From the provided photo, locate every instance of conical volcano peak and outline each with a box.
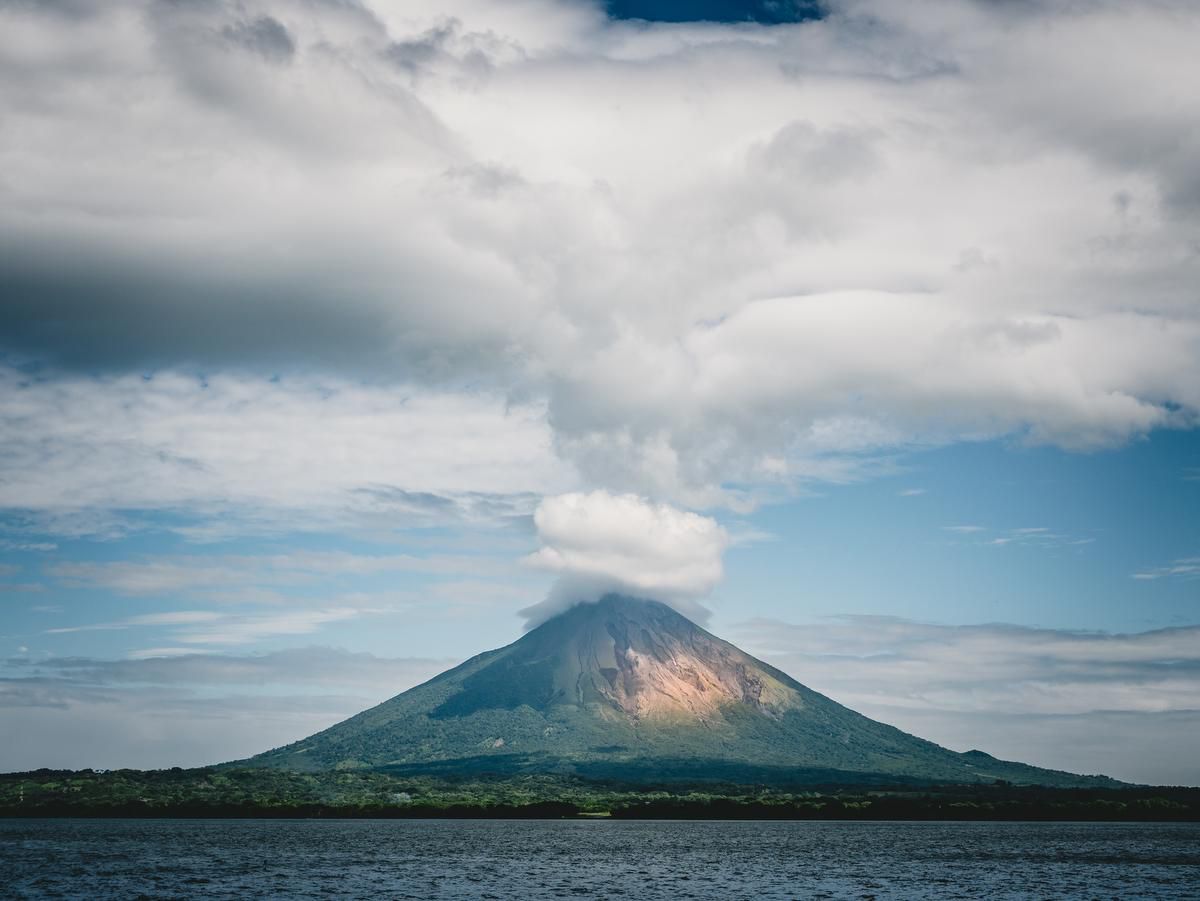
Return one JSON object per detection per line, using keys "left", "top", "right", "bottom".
{"left": 523, "top": 592, "right": 680, "bottom": 628}
{"left": 521, "top": 593, "right": 703, "bottom": 645}
{"left": 513, "top": 594, "right": 799, "bottom": 720}
{"left": 241, "top": 594, "right": 1119, "bottom": 789}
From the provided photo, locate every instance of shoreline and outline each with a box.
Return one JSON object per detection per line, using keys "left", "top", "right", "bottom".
{"left": 3, "top": 807, "right": 1198, "bottom": 822}
{"left": 5, "top": 768, "right": 1197, "bottom": 822}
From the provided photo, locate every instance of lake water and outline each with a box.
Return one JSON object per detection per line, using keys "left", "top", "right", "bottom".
{"left": 2, "top": 818, "right": 1198, "bottom": 899}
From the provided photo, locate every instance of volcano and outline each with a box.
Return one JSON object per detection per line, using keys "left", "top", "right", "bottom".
{"left": 241, "top": 595, "right": 1116, "bottom": 787}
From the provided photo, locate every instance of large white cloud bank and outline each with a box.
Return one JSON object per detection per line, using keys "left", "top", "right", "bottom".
{"left": 2, "top": 0, "right": 1199, "bottom": 516}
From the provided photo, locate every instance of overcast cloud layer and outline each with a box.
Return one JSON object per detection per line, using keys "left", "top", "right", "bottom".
{"left": 2, "top": 0, "right": 1199, "bottom": 514}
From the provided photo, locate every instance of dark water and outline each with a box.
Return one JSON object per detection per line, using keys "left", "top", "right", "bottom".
{"left": 2, "top": 819, "right": 1198, "bottom": 899}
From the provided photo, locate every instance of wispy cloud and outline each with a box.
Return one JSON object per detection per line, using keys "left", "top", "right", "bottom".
{"left": 125, "top": 648, "right": 206, "bottom": 660}
{"left": 0, "top": 539, "right": 57, "bottom": 552}
{"left": 943, "top": 525, "right": 1094, "bottom": 550}
{"left": 0, "top": 368, "right": 574, "bottom": 540}
{"left": 0, "top": 583, "right": 43, "bottom": 594}
{"left": 735, "top": 616, "right": 1200, "bottom": 717}
{"left": 898, "top": 488, "right": 926, "bottom": 497}
{"left": 47, "top": 611, "right": 224, "bottom": 633}
{"left": 0, "top": 683, "right": 384, "bottom": 770}
{"left": 48, "top": 549, "right": 530, "bottom": 600}
{"left": 46, "top": 608, "right": 360, "bottom": 646}
{"left": 9, "top": 646, "right": 453, "bottom": 688}
{"left": 732, "top": 616, "right": 1200, "bottom": 784}
{"left": 0, "top": 647, "right": 456, "bottom": 769}
{"left": 1133, "top": 556, "right": 1200, "bottom": 581}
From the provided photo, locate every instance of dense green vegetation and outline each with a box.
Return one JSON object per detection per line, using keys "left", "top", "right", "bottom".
{"left": 1, "top": 768, "right": 1196, "bottom": 821}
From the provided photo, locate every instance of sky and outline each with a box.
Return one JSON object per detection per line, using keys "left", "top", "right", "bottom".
{"left": 0, "top": 0, "right": 1197, "bottom": 785}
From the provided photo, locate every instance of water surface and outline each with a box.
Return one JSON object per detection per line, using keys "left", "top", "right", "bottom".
{"left": 2, "top": 818, "right": 1197, "bottom": 899}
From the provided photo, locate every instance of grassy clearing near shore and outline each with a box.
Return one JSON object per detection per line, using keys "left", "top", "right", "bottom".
{"left": 1, "top": 768, "right": 1197, "bottom": 821}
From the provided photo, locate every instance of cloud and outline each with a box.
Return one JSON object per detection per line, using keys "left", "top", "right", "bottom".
{"left": 220, "top": 15, "right": 295, "bottom": 64}
{"left": 0, "top": 563, "right": 41, "bottom": 593}
{"left": 49, "top": 550, "right": 523, "bottom": 597}
{"left": 38, "top": 547, "right": 547, "bottom": 624}
{"left": 0, "top": 646, "right": 453, "bottom": 769}
{"left": 732, "top": 616, "right": 1200, "bottom": 784}
{"left": 0, "top": 685, "right": 380, "bottom": 770}
{"left": 0, "top": 367, "right": 574, "bottom": 536}
{"left": 0, "top": 0, "right": 1198, "bottom": 514}
{"left": 0, "top": 540, "right": 57, "bottom": 552}
{"left": 1133, "top": 555, "right": 1200, "bottom": 581}
{"left": 0, "top": 583, "right": 42, "bottom": 594}
{"left": 520, "top": 490, "right": 728, "bottom": 624}
{"left": 45, "top": 608, "right": 361, "bottom": 646}
{"left": 9, "top": 645, "right": 451, "bottom": 688}
{"left": 872, "top": 708, "right": 1200, "bottom": 789}
{"left": 982, "top": 527, "right": 1095, "bottom": 550}
{"left": 941, "top": 523, "right": 1094, "bottom": 550}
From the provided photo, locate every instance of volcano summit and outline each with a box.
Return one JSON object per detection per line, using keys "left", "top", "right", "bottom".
{"left": 241, "top": 596, "right": 1116, "bottom": 788}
